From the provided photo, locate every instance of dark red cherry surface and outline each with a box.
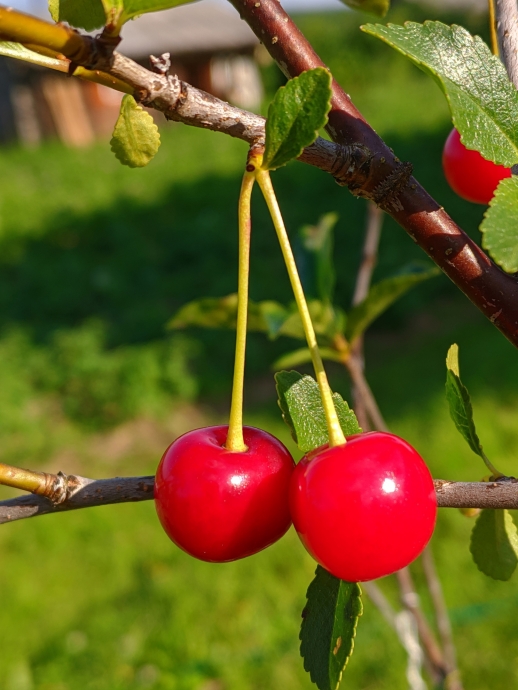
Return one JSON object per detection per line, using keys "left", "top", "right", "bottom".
{"left": 290, "top": 431, "right": 437, "bottom": 582}
{"left": 155, "top": 425, "right": 295, "bottom": 562}
{"left": 442, "top": 128, "right": 511, "bottom": 205}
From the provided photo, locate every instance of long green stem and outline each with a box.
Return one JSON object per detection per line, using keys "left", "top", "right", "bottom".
{"left": 256, "top": 170, "right": 346, "bottom": 448}
{"left": 225, "top": 169, "right": 255, "bottom": 452}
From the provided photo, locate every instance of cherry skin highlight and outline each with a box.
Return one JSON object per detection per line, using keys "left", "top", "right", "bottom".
{"left": 290, "top": 431, "right": 437, "bottom": 582}
{"left": 155, "top": 425, "right": 295, "bottom": 562}
{"left": 442, "top": 128, "right": 511, "bottom": 205}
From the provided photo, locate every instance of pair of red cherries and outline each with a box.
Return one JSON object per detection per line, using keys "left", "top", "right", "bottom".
{"left": 154, "top": 425, "right": 437, "bottom": 583}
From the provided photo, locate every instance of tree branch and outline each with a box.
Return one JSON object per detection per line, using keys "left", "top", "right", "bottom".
{"left": 495, "top": 0, "right": 518, "bottom": 88}
{"left": 1, "top": 476, "right": 518, "bottom": 525}
{"left": 226, "top": 0, "right": 518, "bottom": 350}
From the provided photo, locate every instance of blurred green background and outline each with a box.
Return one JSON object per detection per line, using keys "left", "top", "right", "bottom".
{"left": 1, "top": 2, "right": 518, "bottom": 688}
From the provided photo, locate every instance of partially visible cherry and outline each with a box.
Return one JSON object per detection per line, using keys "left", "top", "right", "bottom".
{"left": 442, "top": 128, "right": 511, "bottom": 205}
{"left": 155, "top": 425, "right": 295, "bottom": 562}
{"left": 290, "top": 431, "right": 437, "bottom": 582}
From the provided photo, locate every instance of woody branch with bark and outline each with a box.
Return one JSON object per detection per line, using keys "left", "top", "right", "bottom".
{"left": 0, "top": 3, "right": 518, "bottom": 517}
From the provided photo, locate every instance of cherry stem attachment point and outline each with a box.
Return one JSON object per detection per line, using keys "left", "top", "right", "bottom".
{"left": 256, "top": 169, "right": 346, "bottom": 448}
{"left": 225, "top": 166, "right": 256, "bottom": 452}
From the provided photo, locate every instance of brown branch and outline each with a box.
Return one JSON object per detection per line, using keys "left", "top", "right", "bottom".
{"left": 227, "top": 0, "right": 518, "bottom": 349}
{"left": 5, "top": 7, "right": 518, "bottom": 347}
{"left": 0, "top": 475, "right": 155, "bottom": 524}
{"left": 495, "top": 0, "right": 518, "bottom": 88}
{"left": 1, "top": 476, "right": 518, "bottom": 525}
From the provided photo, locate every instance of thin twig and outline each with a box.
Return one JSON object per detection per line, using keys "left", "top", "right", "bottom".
{"left": 495, "top": 0, "right": 518, "bottom": 88}
{"left": 352, "top": 203, "right": 384, "bottom": 307}
{"left": 347, "top": 202, "right": 384, "bottom": 430}
{"left": 396, "top": 567, "right": 447, "bottom": 686}
{"left": 421, "top": 545, "right": 463, "bottom": 690}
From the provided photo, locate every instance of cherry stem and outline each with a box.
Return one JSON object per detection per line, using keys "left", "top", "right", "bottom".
{"left": 225, "top": 167, "right": 256, "bottom": 452}
{"left": 256, "top": 169, "right": 346, "bottom": 448}
{"left": 489, "top": 0, "right": 499, "bottom": 57}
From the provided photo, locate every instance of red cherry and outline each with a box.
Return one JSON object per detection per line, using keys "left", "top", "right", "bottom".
{"left": 155, "top": 425, "right": 295, "bottom": 562}
{"left": 442, "top": 128, "right": 511, "bottom": 204}
{"left": 290, "top": 432, "right": 437, "bottom": 582}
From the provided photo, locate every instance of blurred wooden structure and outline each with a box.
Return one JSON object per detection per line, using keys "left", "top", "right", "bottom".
{"left": 0, "top": 0, "right": 263, "bottom": 147}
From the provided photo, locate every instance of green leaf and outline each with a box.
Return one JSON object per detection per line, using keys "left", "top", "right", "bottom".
{"left": 0, "top": 42, "right": 66, "bottom": 70}
{"left": 275, "top": 371, "right": 361, "bottom": 453}
{"left": 168, "top": 295, "right": 292, "bottom": 339}
{"left": 110, "top": 95, "right": 160, "bottom": 168}
{"left": 278, "top": 301, "right": 345, "bottom": 342}
{"left": 345, "top": 263, "right": 439, "bottom": 344}
{"left": 49, "top": 0, "right": 106, "bottom": 31}
{"left": 273, "top": 347, "right": 343, "bottom": 371}
{"left": 340, "top": 0, "right": 389, "bottom": 18}
{"left": 299, "top": 212, "right": 338, "bottom": 306}
{"left": 115, "top": 0, "right": 198, "bottom": 25}
{"left": 470, "top": 509, "right": 518, "bottom": 581}
{"left": 300, "top": 566, "right": 363, "bottom": 690}
{"left": 445, "top": 344, "right": 485, "bottom": 459}
{"left": 480, "top": 176, "right": 518, "bottom": 273}
{"left": 262, "top": 68, "right": 332, "bottom": 171}
{"left": 361, "top": 21, "right": 518, "bottom": 167}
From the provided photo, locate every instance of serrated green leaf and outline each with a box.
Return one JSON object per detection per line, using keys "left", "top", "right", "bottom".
{"left": 361, "top": 21, "right": 518, "bottom": 167}
{"left": 470, "top": 509, "right": 518, "bottom": 581}
{"left": 275, "top": 371, "right": 361, "bottom": 452}
{"left": 445, "top": 344, "right": 485, "bottom": 459}
{"left": 0, "top": 42, "right": 65, "bottom": 70}
{"left": 49, "top": 0, "right": 106, "bottom": 31}
{"left": 300, "top": 566, "right": 363, "bottom": 690}
{"left": 110, "top": 95, "right": 160, "bottom": 168}
{"left": 299, "top": 212, "right": 338, "bottom": 306}
{"left": 263, "top": 68, "right": 332, "bottom": 171}
{"left": 480, "top": 176, "right": 518, "bottom": 273}
{"left": 273, "top": 347, "right": 343, "bottom": 371}
{"left": 340, "top": 0, "right": 388, "bottom": 17}
{"left": 345, "top": 263, "right": 439, "bottom": 344}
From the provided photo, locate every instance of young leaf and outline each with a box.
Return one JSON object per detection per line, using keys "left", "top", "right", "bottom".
{"left": 300, "top": 566, "right": 363, "bottom": 690}
{"left": 0, "top": 42, "right": 65, "bottom": 70}
{"left": 110, "top": 95, "right": 161, "bottom": 168}
{"left": 361, "top": 21, "right": 518, "bottom": 167}
{"left": 480, "top": 176, "right": 518, "bottom": 273}
{"left": 445, "top": 344, "right": 485, "bottom": 459}
{"left": 278, "top": 301, "right": 345, "bottom": 342}
{"left": 262, "top": 68, "right": 332, "bottom": 171}
{"left": 345, "top": 263, "right": 439, "bottom": 344}
{"left": 299, "top": 212, "right": 338, "bottom": 306}
{"left": 340, "top": 0, "right": 389, "bottom": 18}
{"left": 275, "top": 371, "right": 361, "bottom": 452}
{"left": 49, "top": 0, "right": 106, "bottom": 31}
{"left": 101, "top": 0, "right": 197, "bottom": 28}
{"left": 470, "top": 509, "right": 518, "bottom": 581}
{"left": 168, "top": 294, "right": 292, "bottom": 339}
{"left": 273, "top": 347, "right": 343, "bottom": 371}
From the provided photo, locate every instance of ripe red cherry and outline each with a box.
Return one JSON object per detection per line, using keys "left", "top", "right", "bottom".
{"left": 290, "top": 432, "right": 437, "bottom": 582}
{"left": 155, "top": 425, "right": 295, "bottom": 562}
{"left": 442, "top": 128, "right": 511, "bottom": 204}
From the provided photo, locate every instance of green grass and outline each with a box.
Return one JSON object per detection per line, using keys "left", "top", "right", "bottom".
{"left": 1, "top": 2, "right": 518, "bottom": 688}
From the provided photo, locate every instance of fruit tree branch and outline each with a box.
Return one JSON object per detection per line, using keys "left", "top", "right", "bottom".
{"left": 1, "top": 476, "right": 518, "bottom": 525}
{"left": 495, "top": 0, "right": 518, "bottom": 88}
{"left": 227, "top": 0, "right": 518, "bottom": 349}
{"left": 2, "top": 7, "right": 518, "bottom": 344}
